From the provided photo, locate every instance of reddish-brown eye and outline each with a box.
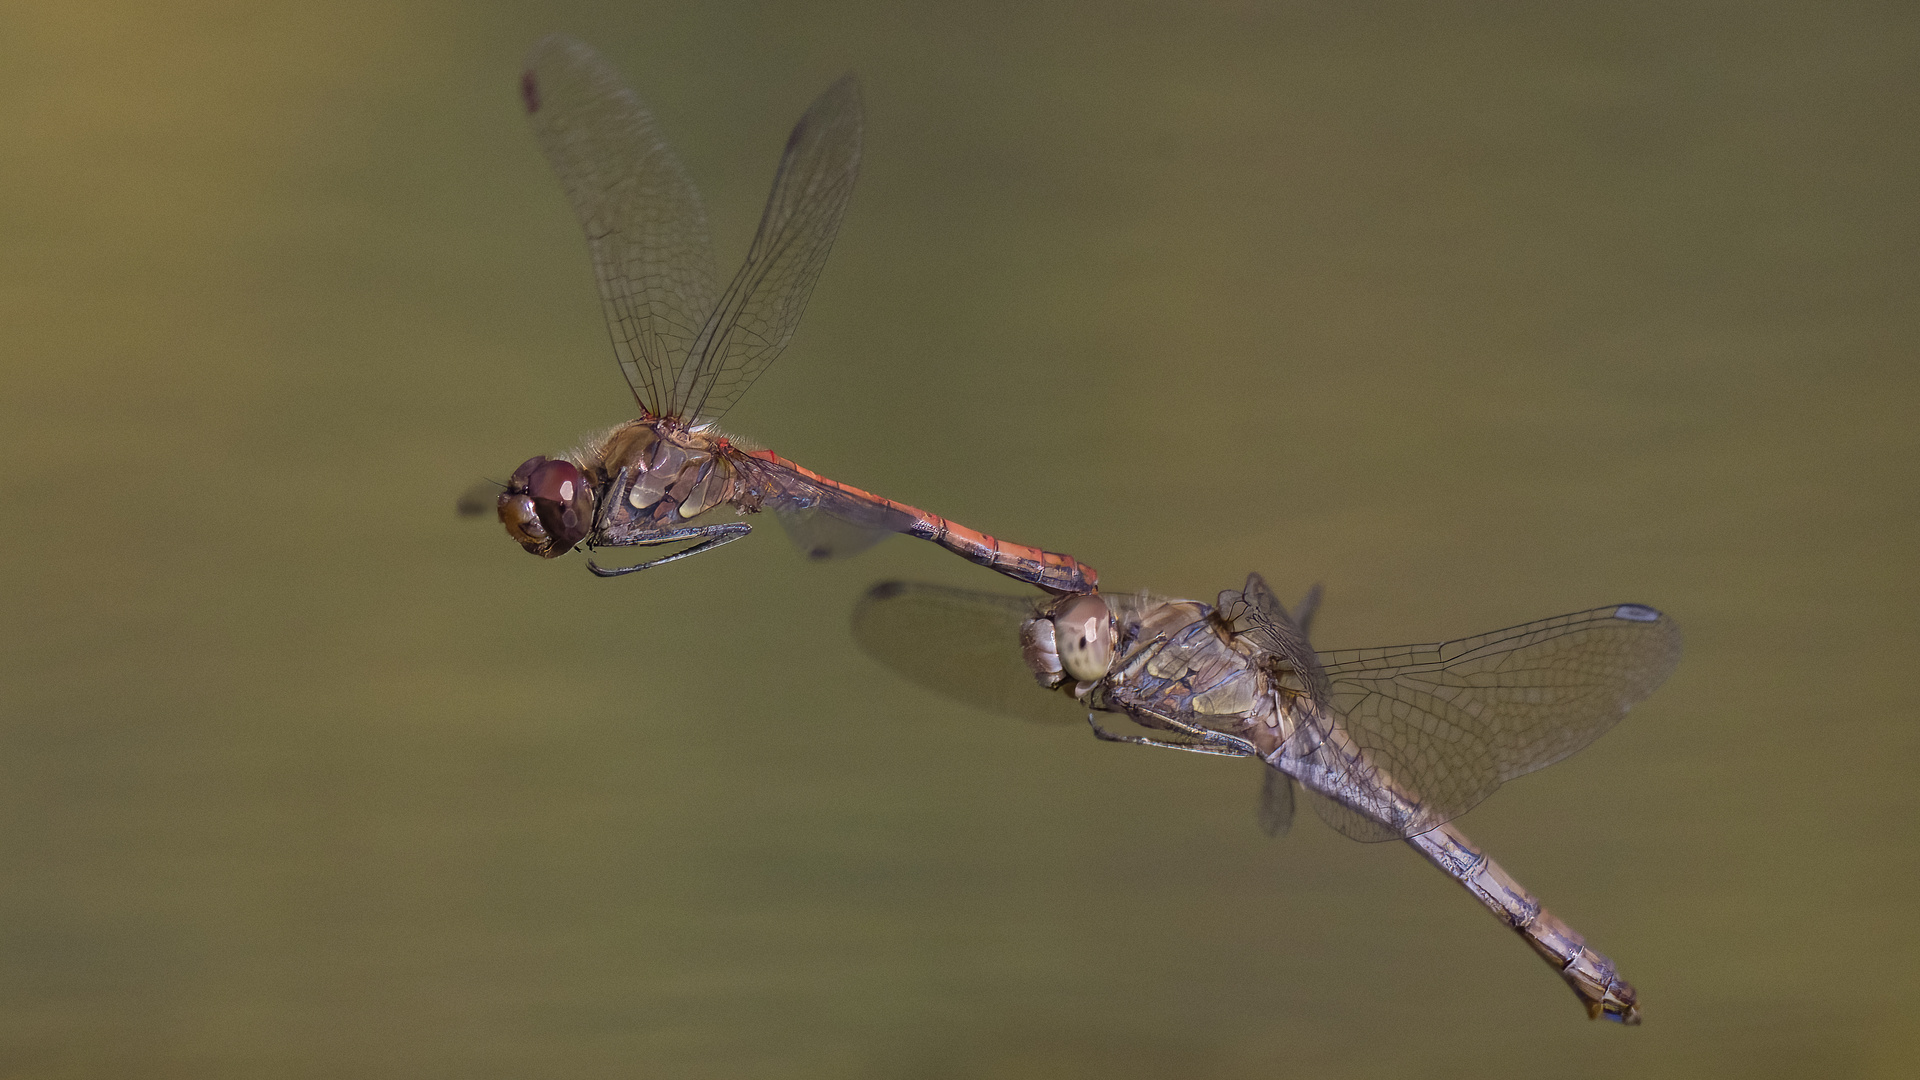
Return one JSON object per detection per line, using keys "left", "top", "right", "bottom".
{"left": 527, "top": 459, "right": 583, "bottom": 506}
{"left": 500, "top": 456, "right": 595, "bottom": 557}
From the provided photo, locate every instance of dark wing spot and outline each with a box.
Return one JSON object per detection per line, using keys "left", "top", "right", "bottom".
{"left": 520, "top": 70, "right": 541, "bottom": 114}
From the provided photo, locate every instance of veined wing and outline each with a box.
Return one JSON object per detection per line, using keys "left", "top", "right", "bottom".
{"left": 1220, "top": 573, "right": 1331, "bottom": 708}
{"left": 1223, "top": 574, "right": 1374, "bottom": 838}
{"left": 850, "top": 581, "right": 1077, "bottom": 726}
{"left": 733, "top": 452, "right": 915, "bottom": 560}
{"left": 523, "top": 36, "right": 720, "bottom": 417}
{"left": 673, "top": 76, "right": 863, "bottom": 425}
{"left": 1257, "top": 767, "right": 1296, "bottom": 838}
{"left": 775, "top": 506, "right": 896, "bottom": 561}
{"left": 1233, "top": 576, "right": 1323, "bottom": 839}
{"left": 1291, "top": 582, "right": 1323, "bottom": 638}
{"left": 1308, "top": 603, "right": 1682, "bottom": 841}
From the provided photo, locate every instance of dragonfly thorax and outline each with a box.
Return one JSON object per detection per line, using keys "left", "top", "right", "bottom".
{"left": 1073, "top": 598, "right": 1285, "bottom": 751}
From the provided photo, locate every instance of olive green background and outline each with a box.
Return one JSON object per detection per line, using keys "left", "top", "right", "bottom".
{"left": 2, "top": 1, "right": 1913, "bottom": 1076}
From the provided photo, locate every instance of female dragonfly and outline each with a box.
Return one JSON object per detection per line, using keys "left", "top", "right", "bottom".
{"left": 853, "top": 577, "right": 1682, "bottom": 1023}
{"left": 495, "top": 37, "right": 1096, "bottom": 595}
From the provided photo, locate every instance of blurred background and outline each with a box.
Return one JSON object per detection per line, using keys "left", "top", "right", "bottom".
{"left": 2, "top": 1, "right": 1914, "bottom": 1076}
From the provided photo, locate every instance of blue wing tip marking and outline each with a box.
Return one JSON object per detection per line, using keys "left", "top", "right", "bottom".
{"left": 1612, "top": 604, "right": 1662, "bottom": 623}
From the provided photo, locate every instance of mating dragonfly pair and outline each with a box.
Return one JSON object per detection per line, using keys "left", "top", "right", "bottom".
{"left": 484, "top": 36, "right": 1680, "bottom": 1024}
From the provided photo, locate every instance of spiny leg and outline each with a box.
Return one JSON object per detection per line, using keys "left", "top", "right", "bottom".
{"left": 1134, "top": 705, "right": 1262, "bottom": 756}
{"left": 1085, "top": 714, "right": 1250, "bottom": 757}
{"left": 586, "top": 523, "right": 752, "bottom": 577}
{"left": 1083, "top": 707, "right": 1259, "bottom": 759}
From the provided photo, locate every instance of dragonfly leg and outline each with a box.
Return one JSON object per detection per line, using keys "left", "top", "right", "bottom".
{"left": 1133, "top": 705, "right": 1263, "bottom": 757}
{"left": 1084, "top": 710, "right": 1257, "bottom": 759}
{"left": 586, "top": 523, "right": 752, "bottom": 577}
{"left": 1085, "top": 713, "right": 1250, "bottom": 757}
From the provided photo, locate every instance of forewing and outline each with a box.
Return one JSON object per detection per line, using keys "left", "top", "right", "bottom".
{"left": 1291, "top": 583, "right": 1323, "bottom": 638}
{"left": 851, "top": 581, "right": 1076, "bottom": 726}
{"left": 674, "top": 76, "right": 863, "bottom": 424}
{"left": 1221, "top": 573, "right": 1331, "bottom": 709}
{"left": 523, "top": 36, "right": 719, "bottom": 416}
{"left": 1224, "top": 575, "right": 1402, "bottom": 841}
{"left": 1314, "top": 604, "right": 1683, "bottom": 837}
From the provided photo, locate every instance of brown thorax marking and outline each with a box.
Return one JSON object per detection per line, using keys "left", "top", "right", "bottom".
{"left": 574, "top": 419, "right": 749, "bottom": 541}
{"left": 1092, "top": 598, "right": 1271, "bottom": 746}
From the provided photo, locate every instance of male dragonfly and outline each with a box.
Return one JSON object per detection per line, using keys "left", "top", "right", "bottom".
{"left": 491, "top": 37, "right": 1095, "bottom": 594}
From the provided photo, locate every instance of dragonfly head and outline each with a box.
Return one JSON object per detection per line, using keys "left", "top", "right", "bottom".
{"left": 1023, "top": 593, "right": 1114, "bottom": 686}
{"left": 499, "top": 456, "right": 596, "bottom": 557}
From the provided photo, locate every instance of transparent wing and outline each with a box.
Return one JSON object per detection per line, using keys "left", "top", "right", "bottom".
{"left": 734, "top": 452, "right": 917, "bottom": 560}
{"left": 1291, "top": 583, "right": 1323, "bottom": 638}
{"left": 1219, "top": 573, "right": 1331, "bottom": 708}
{"left": 1254, "top": 581, "right": 1315, "bottom": 840}
{"left": 776, "top": 508, "right": 894, "bottom": 561}
{"left": 1220, "top": 575, "right": 1390, "bottom": 840}
{"left": 673, "top": 76, "right": 863, "bottom": 425}
{"left": 850, "top": 581, "right": 1077, "bottom": 726}
{"left": 523, "top": 36, "right": 719, "bottom": 416}
{"left": 1257, "top": 769, "right": 1295, "bottom": 838}
{"left": 1307, "top": 604, "right": 1683, "bottom": 841}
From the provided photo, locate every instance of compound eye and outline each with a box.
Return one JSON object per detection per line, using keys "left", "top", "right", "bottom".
{"left": 1020, "top": 615, "right": 1065, "bottom": 687}
{"left": 499, "top": 457, "right": 594, "bottom": 557}
{"left": 1053, "top": 594, "right": 1113, "bottom": 683}
{"left": 527, "top": 459, "right": 584, "bottom": 506}
{"left": 527, "top": 459, "right": 593, "bottom": 554}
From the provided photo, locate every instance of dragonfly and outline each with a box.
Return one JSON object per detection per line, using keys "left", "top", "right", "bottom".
{"left": 493, "top": 36, "right": 1096, "bottom": 595}
{"left": 852, "top": 576, "right": 1682, "bottom": 1023}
